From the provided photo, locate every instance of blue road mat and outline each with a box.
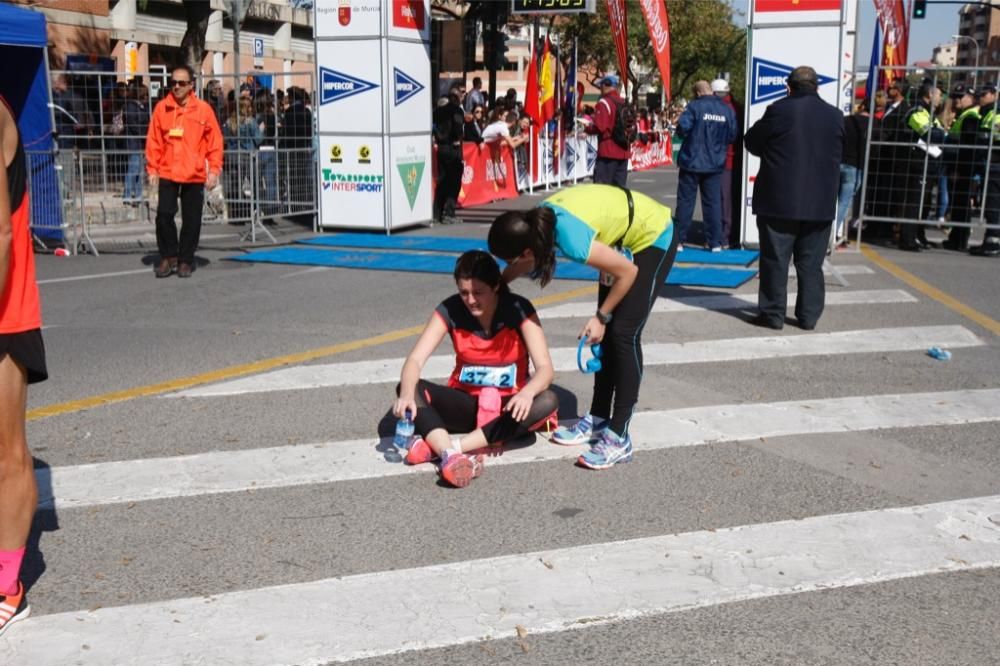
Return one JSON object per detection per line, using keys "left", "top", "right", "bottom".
{"left": 298, "top": 233, "right": 760, "bottom": 267}
{"left": 228, "top": 247, "right": 757, "bottom": 288}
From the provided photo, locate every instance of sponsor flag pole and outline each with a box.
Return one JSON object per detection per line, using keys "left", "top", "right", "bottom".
{"left": 605, "top": 0, "right": 629, "bottom": 98}
{"left": 865, "top": 20, "right": 881, "bottom": 102}
{"left": 639, "top": 0, "right": 671, "bottom": 107}
{"left": 528, "top": 124, "right": 534, "bottom": 194}
{"left": 544, "top": 121, "right": 550, "bottom": 191}
{"left": 572, "top": 37, "right": 579, "bottom": 185}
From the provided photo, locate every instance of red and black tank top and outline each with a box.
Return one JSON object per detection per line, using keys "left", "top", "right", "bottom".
{"left": 0, "top": 95, "right": 42, "bottom": 334}
{"left": 434, "top": 291, "right": 537, "bottom": 397}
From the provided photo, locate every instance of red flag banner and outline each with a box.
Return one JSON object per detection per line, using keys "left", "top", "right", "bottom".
{"left": 524, "top": 39, "right": 541, "bottom": 181}
{"left": 639, "top": 0, "right": 671, "bottom": 103}
{"left": 754, "top": 0, "right": 841, "bottom": 10}
{"left": 605, "top": 0, "right": 629, "bottom": 90}
{"left": 524, "top": 40, "right": 541, "bottom": 126}
{"left": 872, "top": 0, "right": 908, "bottom": 85}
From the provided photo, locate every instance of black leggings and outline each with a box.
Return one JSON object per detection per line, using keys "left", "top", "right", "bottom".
{"left": 397, "top": 380, "right": 559, "bottom": 445}
{"left": 592, "top": 232, "right": 677, "bottom": 437}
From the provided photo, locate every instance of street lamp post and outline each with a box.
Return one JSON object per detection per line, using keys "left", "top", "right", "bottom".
{"left": 953, "top": 34, "right": 980, "bottom": 87}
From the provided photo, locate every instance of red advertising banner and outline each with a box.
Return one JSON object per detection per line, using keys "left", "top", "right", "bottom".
{"left": 639, "top": 0, "right": 671, "bottom": 102}
{"left": 605, "top": 0, "right": 629, "bottom": 86}
{"left": 630, "top": 134, "right": 673, "bottom": 171}
{"left": 755, "top": 0, "right": 841, "bottom": 10}
{"left": 457, "top": 143, "right": 519, "bottom": 208}
{"left": 872, "top": 0, "right": 908, "bottom": 85}
{"left": 392, "top": 0, "right": 425, "bottom": 30}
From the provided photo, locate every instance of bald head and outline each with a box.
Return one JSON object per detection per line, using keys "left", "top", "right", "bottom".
{"left": 693, "top": 80, "right": 712, "bottom": 97}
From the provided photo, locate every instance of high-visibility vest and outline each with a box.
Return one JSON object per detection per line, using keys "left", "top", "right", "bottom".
{"left": 950, "top": 106, "right": 980, "bottom": 139}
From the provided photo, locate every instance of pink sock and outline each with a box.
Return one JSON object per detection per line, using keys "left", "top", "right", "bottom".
{"left": 0, "top": 547, "right": 25, "bottom": 596}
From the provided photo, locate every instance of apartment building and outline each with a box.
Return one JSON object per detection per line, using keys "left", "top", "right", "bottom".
{"left": 14, "top": 0, "right": 314, "bottom": 92}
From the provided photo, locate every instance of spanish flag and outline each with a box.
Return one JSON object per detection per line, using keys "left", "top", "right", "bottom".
{"left": 539, "top": 37, "right": 556, "bottom": 124}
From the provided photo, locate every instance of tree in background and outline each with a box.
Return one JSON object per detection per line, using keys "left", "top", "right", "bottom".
{"left": 180, "top": 0, "right": 213, "bottom": 73}
{"left": 554, "top": 0, "right": 746, "bottom": 105}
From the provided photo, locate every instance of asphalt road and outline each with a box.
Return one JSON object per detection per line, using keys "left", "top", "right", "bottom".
{"left": 5, "top": 165, "right": 1000, "bottom": 665}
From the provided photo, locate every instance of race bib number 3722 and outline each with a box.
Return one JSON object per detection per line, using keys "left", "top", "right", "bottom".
{"left": 458, "top": 363, "right": 516, "bottom": 389}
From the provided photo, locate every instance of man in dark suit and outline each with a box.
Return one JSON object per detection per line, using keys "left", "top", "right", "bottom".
{"left": 744, "top": 66, "right": 844, "bottom": 331}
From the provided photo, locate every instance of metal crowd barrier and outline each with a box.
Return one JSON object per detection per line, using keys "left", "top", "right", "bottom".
{"left": 856, "top": 64, "right": 1000, "bottom": 247}
{"left": 43, "top": 68, "right": 318, "bottom": 254}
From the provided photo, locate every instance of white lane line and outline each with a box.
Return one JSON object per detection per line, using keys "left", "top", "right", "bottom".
{"left": 173, "top": 325, "right": 981, "bottom": 397}
{"left": 37, "top": 268, "right": 150, "bottom": 285}
{"left": 279, "top": 266, "right": 332, "bottom": 279}
{"left": 820, "top": 264, "right": 874, "bottom": 276}
{"left": 40, "top": 388, "right": 1000, "bottom": 509}
{"left": 538, "top": 289, "right": 917, "bottom": 319}
{"left": 9, "top": 496, "right": 1000, "bottom": 664}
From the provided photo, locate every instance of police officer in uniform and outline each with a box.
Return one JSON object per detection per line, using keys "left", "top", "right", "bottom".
{"left": 899, "top": 82, "right": 948, "bottom": 251}
{"left": 432, "top": 84, "right": 466, "bottom": 225}
{"left": 944, "top": 84, "right": 980, "bottom": 251}
{"left": 971, "top": 84, "right": 1000, "bottom": 256}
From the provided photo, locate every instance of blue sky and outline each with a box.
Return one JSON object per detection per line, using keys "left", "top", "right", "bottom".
{"left": 729, "top": 1, "right": 960, "bottom": 70}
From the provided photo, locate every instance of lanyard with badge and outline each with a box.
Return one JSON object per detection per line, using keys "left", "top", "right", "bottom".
{"left": 600, "top": 187, "right": 635, "bottom": 287}
{"left": 168, "top": 105, "right": 185, "bottom": 139}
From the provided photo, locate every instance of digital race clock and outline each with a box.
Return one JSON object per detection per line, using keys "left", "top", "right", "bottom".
{"left": 511, "top": 0, "right": 596, "bottom": 15}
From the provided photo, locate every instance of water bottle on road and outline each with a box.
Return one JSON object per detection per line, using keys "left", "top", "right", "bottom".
{"left": 392, "top": 410, "right": 415, "bottom": 459}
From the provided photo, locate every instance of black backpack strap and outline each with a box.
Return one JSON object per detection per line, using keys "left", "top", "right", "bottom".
{"left": 613, "top": 186, "right": 634, "bottom": 250}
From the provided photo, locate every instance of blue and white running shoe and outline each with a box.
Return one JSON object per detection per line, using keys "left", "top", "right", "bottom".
{"left": 551, "top": 413, "right": 607, "bottom": 446}
{"left": 577, "top": 430, "right": 633, "bottom": 469}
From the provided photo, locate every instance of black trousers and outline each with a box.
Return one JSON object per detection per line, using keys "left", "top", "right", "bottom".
{"left": 983, "top": 168, "right": 1000, "bottom": 244}
{"left": 949, "top": 173, "right": 976, "bottom": 248}
{"left": 434, "top": 145, "right": 463, "bottom": 220}
{"left": 156, "top": 179, "right": 204, "bottom": 264}
{"left": 593, "top": 157, "right": 628, "bottom": 187}
{"left": 593, "top": 233, "right": 677, "bottom": 437}
{"left": 757, "top": 216, "right": 831, "bottom": 328}
{"left": 400, "top": 380, "right": 558, "bottom": 445}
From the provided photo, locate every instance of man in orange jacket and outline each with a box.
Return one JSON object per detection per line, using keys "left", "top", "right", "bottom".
{"left": 146, "top": 64, "right": 223, "bottom": 278}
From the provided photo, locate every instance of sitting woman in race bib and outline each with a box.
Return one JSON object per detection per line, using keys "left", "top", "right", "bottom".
{"left": 488, "top": 183, "right": 677, "bottom": 471}
{"left": 393, "top": 251, "right": 558, "bottom": 488}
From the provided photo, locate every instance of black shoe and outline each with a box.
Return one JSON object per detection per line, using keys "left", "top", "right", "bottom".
{"left": 796, "top": 320, "right": 816, "bottom": 331}
{"left": 749, "top": 313, "right": 784, "bottom": 330}
{"left": 970, "top": 241, "right": 1000, "bottom": 257}
{"left": 899, "top": 243, "right": 922, "bottom": 252}
{"left": 942, "top": 239, "right": 968, "bottom": 251}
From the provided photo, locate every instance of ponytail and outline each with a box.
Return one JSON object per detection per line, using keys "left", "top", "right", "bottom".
{"left": 488, "top": 206, "right": 557, "bottom": 287}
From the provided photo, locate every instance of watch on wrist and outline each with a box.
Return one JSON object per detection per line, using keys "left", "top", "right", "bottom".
{"left": 596, "top": 309, "right": 613, "bottom": 325}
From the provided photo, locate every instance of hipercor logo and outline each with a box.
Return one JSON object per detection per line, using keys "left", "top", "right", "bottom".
{"left": 393, "top": 68, "right": 425, "bottom": 106}
{"left": 750, "top": 57, "right": 834, "bottom": 105}
{"left": 320, "top": 67, "right": 378, "bottom": 105}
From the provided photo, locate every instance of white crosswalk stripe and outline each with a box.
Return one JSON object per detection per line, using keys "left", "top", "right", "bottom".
{"left": 8, "top": 496, "right": 1000, "bottom": 664}
{"left": 172, "top": 325, "right": 981, "bottom": 397}
{"left": 39, "top": 389, "right": 1000, "bottom": 510}
{"left": 537, "top": 288, "right": 917, "bottom": 319}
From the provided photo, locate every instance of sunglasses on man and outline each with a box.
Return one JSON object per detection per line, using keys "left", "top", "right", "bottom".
{"left": 169, "top": 79, "right": 192, "bottom": 88}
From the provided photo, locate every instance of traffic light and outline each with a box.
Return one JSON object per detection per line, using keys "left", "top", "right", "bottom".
{"left": 912, "top": 0, "right": 927, "bottom": 19}
{"left": 493, "top": 33, "right": 511, "bottom": 69}
{"left": 481, "top": 30, "right": 510, "bottom": 70}
{"left": 481, "top": 29, "right": 496, "bottom": 69}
